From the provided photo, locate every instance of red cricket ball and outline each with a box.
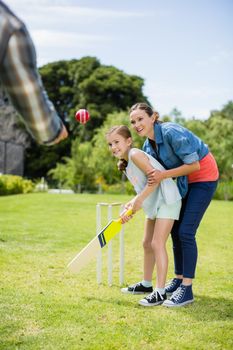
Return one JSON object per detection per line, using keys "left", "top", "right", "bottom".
{"left": 75, "top": 109, "right": 90, "bottom": 124}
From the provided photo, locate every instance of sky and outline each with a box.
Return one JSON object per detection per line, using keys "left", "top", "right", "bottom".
{"left": 5, "top": 0, "right": 233, "bottom": 119}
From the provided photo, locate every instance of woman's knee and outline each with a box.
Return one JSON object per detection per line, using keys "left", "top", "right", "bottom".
{"left": 178, "top": 227, "right": 196, "bottom": 245}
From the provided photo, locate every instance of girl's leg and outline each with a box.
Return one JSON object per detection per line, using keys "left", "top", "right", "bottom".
{"left": 151, "top": 218, "right": 174, "bottom": 288}
{"left": 121, "top": 218, "right": 155, "bottom": 295}
{"left": 143, "top": 218, "right": 156, "bottom": 281}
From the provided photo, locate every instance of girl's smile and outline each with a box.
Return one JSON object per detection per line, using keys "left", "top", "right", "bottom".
{"left": 107, "top": 131, "right": 132, "bottom": 160}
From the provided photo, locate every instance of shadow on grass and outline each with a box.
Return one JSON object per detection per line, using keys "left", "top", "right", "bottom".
{"left": 83, "top": 294, "right": 233, "bottom": 321}
{"left": 185, "top": 294, "right": 233, "bottom": 321}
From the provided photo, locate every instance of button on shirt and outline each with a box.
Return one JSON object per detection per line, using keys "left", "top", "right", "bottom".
{"left": 143, "top": 122, "right": 209, "bottom": 197}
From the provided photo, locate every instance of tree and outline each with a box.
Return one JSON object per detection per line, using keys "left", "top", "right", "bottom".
{"left": 185, "top": 118, "right": 207, "bottom": 140}
{"left": 49, "top": 139, "right": 96, "bottom": 192}
{"left": 24, "top": 57, "right": 149, "bottom": 179}
{"left": 48, "top": 111, "right": 144, "bottom": 191}
{"left": 204, "top": 101, "right": 233, "bottom": 180}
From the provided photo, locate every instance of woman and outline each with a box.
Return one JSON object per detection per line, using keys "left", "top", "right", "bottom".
{"left": 128, "top": 102, "right": 219, "bottom": 307}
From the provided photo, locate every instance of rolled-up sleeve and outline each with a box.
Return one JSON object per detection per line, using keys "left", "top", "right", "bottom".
{"left": 0, "top": 26, "right": 62, "bottom": 145}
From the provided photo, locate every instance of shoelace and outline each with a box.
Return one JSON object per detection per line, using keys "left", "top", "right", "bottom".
{"left": 171, "top": 286, "right": 185, "bottom": 302}
{"left": 132, "top": 282, "right": 142, "bottom": 292}
{"left": 146, "top": 290, "right": 163, "bottom": 302}
{"left": 166, "top": 278, "right": 178, "bottom": 289}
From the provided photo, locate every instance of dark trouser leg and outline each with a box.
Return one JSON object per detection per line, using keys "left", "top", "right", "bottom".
{"left": 171, "top": 197, "right": 186, "bottom": 276}
{"left": 171, "top": 181, "right": 218, "bottom": 278}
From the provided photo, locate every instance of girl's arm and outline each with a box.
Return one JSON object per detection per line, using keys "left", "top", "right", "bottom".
{"left": 124, "top": 149, "right": 159, "bottom": 215}
{"left": 147, "top": 162, "right": 200, "bottom": 185}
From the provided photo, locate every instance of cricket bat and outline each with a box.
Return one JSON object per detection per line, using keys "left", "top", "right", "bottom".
{"left": 67, "top": 208, "right": 133, "bottom": 273}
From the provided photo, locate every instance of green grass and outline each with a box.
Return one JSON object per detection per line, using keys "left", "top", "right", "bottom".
{"left": 0, "top": 193, "right": 232, "bottom": 350}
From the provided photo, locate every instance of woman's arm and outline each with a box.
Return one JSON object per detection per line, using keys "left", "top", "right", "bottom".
{"left": 147, "top": 161, "right": 200, "bottom": 185}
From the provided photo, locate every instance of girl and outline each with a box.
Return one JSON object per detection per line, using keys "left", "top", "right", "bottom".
{"left": 106, "top": 125, "right": 181, "bottom": 307}
{"left": 129, "top": 102, "right": 219, "bottom": 307}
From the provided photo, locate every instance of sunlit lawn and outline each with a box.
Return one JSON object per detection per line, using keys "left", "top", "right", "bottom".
{"left": 0, "top": 193, "right": 232, "bottom": 349}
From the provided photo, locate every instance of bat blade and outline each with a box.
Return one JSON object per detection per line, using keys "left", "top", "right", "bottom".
{"left": 97, "top": 220, "right": 122, "bottom": 247}
{"left": 67, "top": 208, "right": 133, "bottom": 273}
{"left": 67, "top": 236, "right": 100, "bottom": 273}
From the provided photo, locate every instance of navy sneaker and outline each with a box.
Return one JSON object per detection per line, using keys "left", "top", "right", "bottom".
{"left": 165, "top": 278, "right": 182, "bottom": 295}
{"left": 163, "top": 284, "right": 194, "bottom": 307}
{"left": 121, "top": 282, "right": 153, "bottom": 294}
{"left": 139, "top": 290, "right": 167, "bottom": 307}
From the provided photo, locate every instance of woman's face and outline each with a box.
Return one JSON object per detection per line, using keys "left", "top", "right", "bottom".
{"left": 129, "top": 109, "right": 155, "bottom": 139}
{"left": 107, "top": 131, "right": 132, "bottom": 160}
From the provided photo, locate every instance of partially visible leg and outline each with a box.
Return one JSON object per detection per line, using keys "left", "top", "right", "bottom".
{"left": 151, "top": 218, "right": 174, "bottom": 288}
{"left": 171, "top": 197, "right": 187, "bottom": 278}
{"left": 143, "top": 218, "right": 156, "bottom": 281}
{"left": 180, "top": 181, "right": 218, "bottom": 283}
{"left": 138, "top": 218, "right": 174, "bottom": 307}
{"left": 121, "top": 218, "right": 155, "bottom": 295}
{"left": 163, "top": 181, "right": 218, "bottom": 307}
{"left": 165, "top": 200, "right": 186, "bottom": 294}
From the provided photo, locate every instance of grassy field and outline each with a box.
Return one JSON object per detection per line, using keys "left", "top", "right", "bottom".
{"left": 0, "top": 193, "right": 232, "bottom": 350}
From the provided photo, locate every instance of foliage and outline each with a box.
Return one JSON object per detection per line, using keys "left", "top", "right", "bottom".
{"left": 0, "top": 194, "right": 232, "bottom": 349}
{"left": 0, "top": 175, "right": 34, "bottom": 195}
{"left": 184, "top": 118, "right": 207, "bottom": 140}
{"left": 48, "top": 111, "right": 144, "bottom": 192}
{"left": 48, "top": 139, "right": 96, "bottom": 192}
{"left": 214, "top": 181, "right": 233, "bottom": 201}
{"left": 103, "top": 181, "right": 135, "bottom": 195}
{"left": 23, "top": 57, "right": 149, "bottom": 178}
{"left": 179, "top": 101, "right": 233, "bottom": 182}
{"left": 203, "top": 103, "right": 233, "bottom": 180}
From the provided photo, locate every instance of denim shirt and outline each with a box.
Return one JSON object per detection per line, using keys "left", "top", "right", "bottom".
{"left": 143, "top": 122, "right": 209, "bottom": 197}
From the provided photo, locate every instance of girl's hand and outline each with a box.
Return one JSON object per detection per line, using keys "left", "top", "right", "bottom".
{"left": 147, "top": 169, "right": 164, "bottom": 185}
{"left": 120, "top": 202, "right": 134, "bottom": 224}
{"left": 124, "top": 200, "right": 134, "bottom": 211}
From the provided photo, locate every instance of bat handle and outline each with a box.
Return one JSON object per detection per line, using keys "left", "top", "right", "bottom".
{"left": 117, "top": 208, "right": 133, "bottom": 223}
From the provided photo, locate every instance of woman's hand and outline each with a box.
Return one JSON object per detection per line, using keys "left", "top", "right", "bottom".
{"left": 147, "top": 169, "right": 165, "bottom": 185}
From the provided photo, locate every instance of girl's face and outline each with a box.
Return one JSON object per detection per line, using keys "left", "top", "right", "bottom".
{"left": 130, "top": 109, "right": 155, "bottom": 139}
{"left": 107, "top": 131, "right": 132, "bottom": 160}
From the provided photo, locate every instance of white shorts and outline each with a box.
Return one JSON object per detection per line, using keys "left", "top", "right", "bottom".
{"left": 147, "top": 200, "right": 181, "bottom": 220}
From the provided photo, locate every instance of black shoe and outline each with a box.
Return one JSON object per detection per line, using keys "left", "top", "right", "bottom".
{"left": 121, "top": 282, "right": 153, "bottom": 294}
{"left": 165, "top": 278, "right": 182, "bottom": 295}
{"left": 139, "top": 290, "right": 167, "bottom": 307}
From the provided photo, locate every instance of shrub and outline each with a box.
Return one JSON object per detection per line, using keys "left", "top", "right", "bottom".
{"left": 214, "top": 181, "right": 233, "bottom": 201}
{"left": 104, "top": 181, "right": 135, "bottom": 195}
{"left": 0, "top": 175, "right": 34, "bottom": 195}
